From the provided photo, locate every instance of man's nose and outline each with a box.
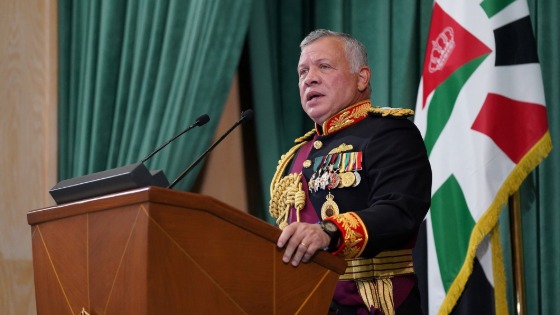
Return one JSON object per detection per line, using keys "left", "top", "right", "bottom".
{"left": 303, "top": 68, "right": 320, "bottom": 86}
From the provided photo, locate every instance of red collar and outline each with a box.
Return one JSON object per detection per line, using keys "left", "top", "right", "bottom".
{"left": 316, "top": 100, "right": 372, "bottom": 136}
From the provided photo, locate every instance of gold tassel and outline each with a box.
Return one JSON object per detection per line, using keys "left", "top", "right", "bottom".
{"left": 356, "top": 278, "right": 395, "bottom": 315}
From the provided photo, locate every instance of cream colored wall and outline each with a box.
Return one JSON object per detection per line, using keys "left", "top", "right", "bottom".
{"left": 0, "top": 0, "right": 58, "bottom": 314}
{"left": 196, "top": 74, "right": 248, "bottom": 212}
{"left": 0, "top": 1, "right": 247, "bottom": 314}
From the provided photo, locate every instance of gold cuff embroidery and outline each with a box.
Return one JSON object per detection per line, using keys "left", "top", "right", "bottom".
{"left": 329, "top": 212, "right": 369, "bottom": 258}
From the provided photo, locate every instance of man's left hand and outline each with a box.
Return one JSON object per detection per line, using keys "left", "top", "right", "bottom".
{"left": 276, "top": 222, "right": 331, "bottom": 267}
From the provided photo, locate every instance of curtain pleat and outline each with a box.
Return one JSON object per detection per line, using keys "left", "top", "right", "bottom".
{"left": 59, "top": 0, "right": 252, "bottom": 191}
{"left": 247, "top": 0, "right": 559, "bottom": 314}
{"left": 528, "top": 1, "right": 560, "bottom": 314}
{"left": 58, "top": 0, "right": 559, "bottom": 313}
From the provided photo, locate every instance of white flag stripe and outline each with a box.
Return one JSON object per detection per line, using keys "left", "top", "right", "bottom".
{"left": 414, "top": 79, "right": 429, "bottom": 137}
{"left": 477, "top": 235, "right": 495, "bottom": 286}
{"left": 487, "top": 0, "right": 531, "bottom": 29}
{"left": 489, "top": 64, "right": 547, "bottom": 104}
{"left": 437, "top": 0, "right": 494, "bottom": 48}
{"left": 415, "top": 0, "right": 550, "bottom": 314}
{"left": 426, "top": 216, "right": 446, "bottom": 314}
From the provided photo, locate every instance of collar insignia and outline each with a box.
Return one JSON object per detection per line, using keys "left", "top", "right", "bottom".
{"left": 319, "top": 100, "right": 372, "bottom": 136}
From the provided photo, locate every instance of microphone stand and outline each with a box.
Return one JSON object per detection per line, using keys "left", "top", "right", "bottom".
{"left": 168, "top": 110, "right": 253, "bottom": 189}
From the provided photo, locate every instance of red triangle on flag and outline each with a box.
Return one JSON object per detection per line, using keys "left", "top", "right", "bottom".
{"left": 421, "top": 3, "right": 492, "bottom": 108}
{"left": 471, "top": 93, "right": 549, "bottom": 163}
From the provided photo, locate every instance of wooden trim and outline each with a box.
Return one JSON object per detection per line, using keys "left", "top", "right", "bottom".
{"left": 28, "top": 186, "right": 347, "bottom": 274}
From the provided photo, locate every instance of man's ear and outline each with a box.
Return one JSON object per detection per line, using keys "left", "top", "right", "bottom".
{"left": 357, "top": 66, "right": 371, "bottom": 92}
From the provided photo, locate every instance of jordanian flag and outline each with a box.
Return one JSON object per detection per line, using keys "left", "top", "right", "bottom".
{"left": 414, "top": 0, "right": 552, "bottom": 314}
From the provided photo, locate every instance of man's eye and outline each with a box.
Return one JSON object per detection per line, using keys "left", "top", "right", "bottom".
{"left": 299, "top": 69, "right": 308, "bottom": 77}
{"left": 320, "top": 64, "right": 331, "bottom": 69}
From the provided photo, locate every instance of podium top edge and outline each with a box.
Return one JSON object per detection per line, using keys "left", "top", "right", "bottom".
{"left": 27, "top": 186, "right": 348, "bottom": 275}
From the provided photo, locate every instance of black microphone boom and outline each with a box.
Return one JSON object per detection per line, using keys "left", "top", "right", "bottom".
{"left": 141, "top": 114, "right": 210, "bottom": 163}
{"left": 49, "top": 113, "right": 211, "bottom": 204}
{"left": 168, "top": 109, "right": 253, "bottom": 189}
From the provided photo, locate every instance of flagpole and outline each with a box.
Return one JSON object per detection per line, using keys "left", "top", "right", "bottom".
{"left": 508, "top": 191, "right": 527, "bottom": 315}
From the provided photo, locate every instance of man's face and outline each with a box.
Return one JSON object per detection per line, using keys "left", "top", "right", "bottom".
{"left": 298, "top": 37, "right": 367, "bottom": 125}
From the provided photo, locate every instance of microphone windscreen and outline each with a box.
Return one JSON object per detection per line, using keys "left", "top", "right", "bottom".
{"left": 240, "top": 109, "right": 254, "bottom": 123}
{"left": 195, "top": 114, "right": 210, "bottom": 126}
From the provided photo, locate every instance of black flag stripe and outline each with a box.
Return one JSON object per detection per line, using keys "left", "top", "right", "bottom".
{"left": 494, "top": 16, "right": 539, "bottom": 66}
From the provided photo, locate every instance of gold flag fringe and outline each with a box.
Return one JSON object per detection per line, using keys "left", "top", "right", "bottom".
{"left": 438, "top": 132, "right": 552, "bottom": 315}
{"left": 491, "top": 225, "right": 509, "bottom": 315}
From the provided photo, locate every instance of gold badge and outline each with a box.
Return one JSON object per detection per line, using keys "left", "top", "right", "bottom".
{"left": 329, "top": 143, "right": 354, "bottom": 154}
{"left": 339, "top": 171, "right": 356, "bottom": 187}
{"left": 303, "top": 160, "right": 312, "bottom": 168}
{"left": 321, "top": 192, "right": 340, "bottom": 219}
{"left": 313, "top": 140, "right": 323, "bottom": 149}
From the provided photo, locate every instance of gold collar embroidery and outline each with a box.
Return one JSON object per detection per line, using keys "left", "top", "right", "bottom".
{"left": 317, "top": 100, "right": 372, "bottom": 136}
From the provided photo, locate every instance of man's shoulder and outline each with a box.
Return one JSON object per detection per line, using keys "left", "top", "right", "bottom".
{"left": 294, "top": 129, "right": 316, "bottom": 143}
{"left": 367, "top": 106, "right": 415, "bottom": 118}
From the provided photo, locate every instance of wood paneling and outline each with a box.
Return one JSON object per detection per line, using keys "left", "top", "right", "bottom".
{"left": 0, "top": 0, "right": 248, "bottom": 313}
{"left": 28, "top": 187, "right": 345, "bottom": 314}
{"left": 0, "top": 0, "right": 58, "bottom": 314}
{"left": 195, "top": 75, "right": 248, "bottom": 212}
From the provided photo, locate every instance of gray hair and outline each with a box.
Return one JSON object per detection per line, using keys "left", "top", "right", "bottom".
{"left": 300, "top": 29, "right": 369, "bottom": 74}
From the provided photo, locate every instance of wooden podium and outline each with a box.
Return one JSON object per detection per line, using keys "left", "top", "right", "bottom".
{"left": 27, "top": 187, "right": 346, "bottom": 314}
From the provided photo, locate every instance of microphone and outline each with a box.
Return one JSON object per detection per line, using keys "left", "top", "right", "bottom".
{"left": 168, "top": 109, "right": 254, "bottom": 189}
{"left": 49, "top": 114, "right": 210, "bottom": 204}
{"left": 141, "top": 114, "right": 210, "bottom": 163}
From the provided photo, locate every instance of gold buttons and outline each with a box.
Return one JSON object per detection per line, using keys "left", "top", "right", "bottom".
{"left": 313, "top": 140, "right": 323, "bottom": 149}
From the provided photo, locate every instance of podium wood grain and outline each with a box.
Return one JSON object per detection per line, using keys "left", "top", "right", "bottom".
{"left": 28, "top": 187, "right": 346, "bottom": 314}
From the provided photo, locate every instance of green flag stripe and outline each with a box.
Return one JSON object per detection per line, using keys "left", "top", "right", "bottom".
{"left": 431, "top": 175, "right": 475, "bottom": 291}
{"left": 424, "top": 54, "right": 489, "bottom": 156}
{"left": 480, "top": 0, "right": 516, "bottom": 18}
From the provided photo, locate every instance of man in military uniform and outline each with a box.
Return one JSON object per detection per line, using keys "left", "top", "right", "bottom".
{"left": 271, "top": 29, "right": 432, "bottom": 314}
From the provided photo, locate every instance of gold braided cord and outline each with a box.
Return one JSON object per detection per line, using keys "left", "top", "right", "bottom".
{"left": 269, "top": 173, "right": 304, "bottom": 228}
{"left": 269, "top": 129, "right": 315, "bottom": 198}
{"left": 269, "top": 129, "right": 315, "bottom": 228}
{"left": 294, "top": 129, "right": 316, "bottom": 144}
{"left": 368, "top": 107, "right": 414, "bottom": 117}
{"left": 269, "top": 142, "right": 306, "bottom": 198}
{"left": 294, "top": 188, "right": 306, "bottom": 220}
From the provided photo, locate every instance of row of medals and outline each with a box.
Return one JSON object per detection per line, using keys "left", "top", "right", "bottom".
{"left": 308, "top": 167, "right": 361, "bottom": 193}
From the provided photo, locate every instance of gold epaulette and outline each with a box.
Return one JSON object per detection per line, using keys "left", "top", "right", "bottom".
{"left": 294, "top": 129, "right": 316, "bottom": 143}
{"left": 368, "top": 107, "right": 414, "bottom": 117}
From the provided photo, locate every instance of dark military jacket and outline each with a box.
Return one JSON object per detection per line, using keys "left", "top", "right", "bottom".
{"left": 304, "top": 104, "right": 431, "bottom": 257}
{"left": 270, "top": 100, "right": 432, "bottom": 314}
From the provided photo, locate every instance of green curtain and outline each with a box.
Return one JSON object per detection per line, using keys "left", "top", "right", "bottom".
{"left": 246, "top": 0, "right": 308, "bottom": 220}
{"left": 523, "top": 1, "right": 560, "bottom": 314}
{"left": 58, "top": 0, "right": 252, "bottom": 190}
{"left": 247, "top": 0, "right": 559, "bottom": 314}
{"left": 248, "top": 0, "right": 433, "bottom": 218}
